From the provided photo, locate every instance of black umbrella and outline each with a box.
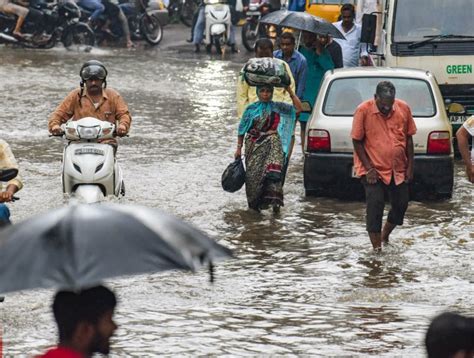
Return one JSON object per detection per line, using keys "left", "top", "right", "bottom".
{"left": 0, "top": 203, "right": 233, "bottom": 294}
{"left": 260, "top": 10, "right": 346, "bottom": 40}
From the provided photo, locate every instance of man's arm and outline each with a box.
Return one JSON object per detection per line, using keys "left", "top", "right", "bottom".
{"left": 352, "top": 139, "right": 377, "bottom": 184}
{"left": 114, "top": 93, "right": 132, "bottom": 136}
{"left": 0, "top": 141, "right": 22, "bottom": 202}
{"left": 456, "top": 126, "right": 473, "bottom": 182}
{"left": 48, "top": 91, "right": 77, "bottom": 134}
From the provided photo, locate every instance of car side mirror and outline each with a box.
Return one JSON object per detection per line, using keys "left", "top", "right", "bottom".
{"left": 0, "top": 168, "right": 18, "bottom": 182}
{"left": 361, "top": 14, "right": 377, "bottom": 45}
{"left": 300, "top": 101, "right": 312, "bottom": 113}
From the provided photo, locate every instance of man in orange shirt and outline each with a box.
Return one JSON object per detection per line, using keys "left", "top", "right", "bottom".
{"left": 351, "top": 81, "right": 416, "bottom": 251}
{"left": 48, "top": 60, "right": 131, "bottom": 146}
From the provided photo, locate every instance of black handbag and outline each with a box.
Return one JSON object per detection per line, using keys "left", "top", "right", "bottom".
{"left": 221, "top": 158, "right": 245, "bottom": 193}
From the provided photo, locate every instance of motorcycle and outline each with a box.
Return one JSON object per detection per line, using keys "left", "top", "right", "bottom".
{"left": 203, "top": 0, "right": 231, "bottom": 54}
{"left": 241, "top": 0, "right": 270, "bottom": 51}
{"left": 59, "top": 117, "right": 125, "bottom": 204}
{"left": 0, "top": 0, "right": 95, "bottom": 49}
{"left": 168, "top": 0, "right": 199, "bottom": 27}
{"left": 79, "top": 0, "right": 167, "bottom": 46}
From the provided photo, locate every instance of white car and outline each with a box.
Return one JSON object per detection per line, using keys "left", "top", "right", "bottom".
{"left": 304, "top": 67, "right": 454, "bottom": 200}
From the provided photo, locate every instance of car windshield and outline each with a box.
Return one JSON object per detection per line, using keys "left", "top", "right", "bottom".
{"left": 393, "top": 0, "right": 474, "bottom": 42}
{"left": 323, "top": 77, "right": 436, "bottom": 117}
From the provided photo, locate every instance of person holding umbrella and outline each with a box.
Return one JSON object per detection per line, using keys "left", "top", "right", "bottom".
{"left": 298, "top": 31, "right": 334, "bottom": 151}
{"left": 38, "top": 285, "right": 118, "bottom": 357}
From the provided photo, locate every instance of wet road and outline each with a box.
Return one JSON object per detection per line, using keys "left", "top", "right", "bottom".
{"left": 0, "top": 27, "right": 473, "bottom": 356}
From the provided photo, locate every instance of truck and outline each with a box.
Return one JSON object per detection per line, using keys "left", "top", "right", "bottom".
{"left": 360, "top": 0, "right": 474, "bottom": 133}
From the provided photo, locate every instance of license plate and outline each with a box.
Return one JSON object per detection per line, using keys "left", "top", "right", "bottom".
{"left": 449, "top": 114, "right": 468, "bottom": 124}
{"left": 351, "top": 166, "right": 358, "bottom": 178}
{"left": 74, "top": 148, "right": 105, "bottom": 155}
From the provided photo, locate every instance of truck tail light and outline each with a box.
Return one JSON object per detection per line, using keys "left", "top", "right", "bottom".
{"left": 307, "top": 129, "right": 331, "bottom": 152}
{"left": 427, "top": 131, "right": 451, "bottom": 154}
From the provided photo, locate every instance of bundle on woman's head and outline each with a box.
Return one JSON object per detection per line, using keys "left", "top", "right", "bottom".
{"left": 243, "top": 57, "right": 291, "bottom": 88}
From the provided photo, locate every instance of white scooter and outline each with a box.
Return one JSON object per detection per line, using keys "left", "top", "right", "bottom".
{"left": 61, "top": 117, "right": 125, "bottom": 204}
{"left": 203, "top": 0, "right": 231, "bottom": 54}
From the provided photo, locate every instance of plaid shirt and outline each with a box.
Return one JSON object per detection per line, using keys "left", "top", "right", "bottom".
{"left": 0, "top": 140, "right": 23, "bottom": 190}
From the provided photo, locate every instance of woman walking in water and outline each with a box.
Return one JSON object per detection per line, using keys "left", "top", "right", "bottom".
{"left": 234, "top": 84, "right": 301, "bottom": 212}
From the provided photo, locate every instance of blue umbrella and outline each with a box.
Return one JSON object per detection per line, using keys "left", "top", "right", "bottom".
{"left": 260, "top": 10, "right": 346, "bottom": 39}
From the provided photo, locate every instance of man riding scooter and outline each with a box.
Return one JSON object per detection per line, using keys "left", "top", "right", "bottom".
{"left": 48, "top": 60, "right": 131, "bottom": 142}
{"left": 191, "top": 0, "right": 237, "bottom": 53}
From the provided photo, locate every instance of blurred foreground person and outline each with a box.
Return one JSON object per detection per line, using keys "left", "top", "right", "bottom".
{"left": 456, "top": 116, "right": 474, "bottom": 183}
{"left": 425, "top": 312, "right": 474, "bottom": 358}
{"left": 38, "top": 285, "right": 118, "bottom": 357}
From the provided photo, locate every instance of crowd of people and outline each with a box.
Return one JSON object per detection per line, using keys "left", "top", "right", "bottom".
{"left": 0, "top": 2, "right": 473, "bottom": 356}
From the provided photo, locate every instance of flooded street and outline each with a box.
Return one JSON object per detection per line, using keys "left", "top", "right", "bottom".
{"left": 0, "top": 37, "right": 473, "bottom": 356}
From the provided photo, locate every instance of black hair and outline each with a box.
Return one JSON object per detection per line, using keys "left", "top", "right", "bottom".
{"left": 52, "top": 285, "right": 117, "bottom": 342}
{"left": 376, "top": 81, "right": 396, "bottom": 99}
{"left": 255, "top": 38, "right": 274, "bottom": 53}
{"left": 341, "top": 3, "right": 355, "bottom": 17}
{"left": 280, "top": 31, "right": 296, "bottom": 44}
{"left": 425, "top": 312, "right": 474, "bottom": 358}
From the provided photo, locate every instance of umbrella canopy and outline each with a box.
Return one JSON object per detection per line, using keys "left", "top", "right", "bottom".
{"left": 260, "top": 10, "right": 346, "bottom": 40}
{"left": 0, "top": 203, "right": 233, "bottom": 294}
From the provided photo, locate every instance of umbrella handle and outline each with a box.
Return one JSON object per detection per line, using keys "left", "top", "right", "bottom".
{"left": 209, "top": 262, "right": 214, "bottom": 283}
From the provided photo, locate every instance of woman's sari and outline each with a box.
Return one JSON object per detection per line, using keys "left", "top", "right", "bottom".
{"left": 238, "top": 100, "right": 296, "bottom": 211}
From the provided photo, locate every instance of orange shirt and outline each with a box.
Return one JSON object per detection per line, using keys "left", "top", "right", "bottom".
{"left": 351, "top": 98, "right": 417, "bottom": 185}
{"left": 48, "top": 87, "right": 132, "bottom": 132}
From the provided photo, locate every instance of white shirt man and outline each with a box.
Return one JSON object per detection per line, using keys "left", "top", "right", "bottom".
{"left": 333, "top": 4, "right": 369, "bottom": 67}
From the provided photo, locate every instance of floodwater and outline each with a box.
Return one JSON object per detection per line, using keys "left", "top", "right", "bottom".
{"left": 0, "top": 41, "right": 473, "bottom": 356}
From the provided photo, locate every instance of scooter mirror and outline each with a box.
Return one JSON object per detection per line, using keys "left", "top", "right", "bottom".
{"left": 0, "top": 168, "right": 18, "bottom": 182}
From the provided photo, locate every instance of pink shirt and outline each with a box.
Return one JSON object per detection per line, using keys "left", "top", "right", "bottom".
{"left": 351, "top": 98, "right": 417, "bottom": 185}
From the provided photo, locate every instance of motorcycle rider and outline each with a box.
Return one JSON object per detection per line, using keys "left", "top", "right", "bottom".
{"left": 0, "top": 0, "right": 29, "bottom": 38}
{"left": 48, "top": 60, "right": 131, "bottom": 146}
{"left": 0, "top": 140, "right": 22, "bottom": 226}
{"left": 191, "top": 0, "right": 238, "bottom": 53}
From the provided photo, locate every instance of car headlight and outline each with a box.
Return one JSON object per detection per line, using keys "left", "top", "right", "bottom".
{"left": 77, "top": 125, "right": 100, "bottom": 139}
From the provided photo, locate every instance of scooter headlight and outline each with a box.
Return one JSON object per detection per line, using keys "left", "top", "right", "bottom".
{"left": 77, "top": 125, "right": 100, "bottom": 139}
